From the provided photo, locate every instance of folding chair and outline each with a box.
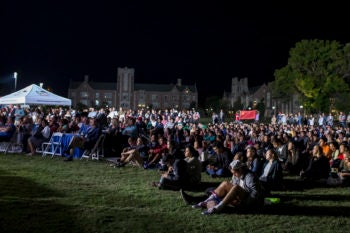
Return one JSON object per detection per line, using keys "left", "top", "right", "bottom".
{"left": 42, "top": 132, "right": 64, "bottom": 157}
{"left": 0, "top": 131, "right": 21, "bottom": 155}
{"left": 81, "top": 134, "right": 105, "bottom": 160}
{"left": 6, "top": 131, "right": 23, "bottom": 154}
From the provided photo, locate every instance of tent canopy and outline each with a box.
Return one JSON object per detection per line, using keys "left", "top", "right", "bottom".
{"left": 0, "top": 84, "right": 71, "bottom": 106}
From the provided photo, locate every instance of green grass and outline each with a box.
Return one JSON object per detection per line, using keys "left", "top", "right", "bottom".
{"left": 1, "top": 154, "right": 350, "bottom": 233}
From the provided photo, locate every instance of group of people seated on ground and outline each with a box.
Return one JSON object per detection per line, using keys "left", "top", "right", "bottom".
{"left": 2, "top": 105, "right": 350, "bottom": 216}
{"left": 105, "top": 109, "right": 350, "bottom": 215}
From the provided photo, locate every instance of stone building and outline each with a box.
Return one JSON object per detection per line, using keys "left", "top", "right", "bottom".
{"left": 68, "top": 67, "right": 198, "bottom": 110}
{"left": 223, "top": 77, "right": 302, "bottom": 117}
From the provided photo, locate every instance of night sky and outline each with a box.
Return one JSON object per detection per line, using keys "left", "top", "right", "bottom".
{"left": 1, "top": 1, "right": 349, "bottom": 99}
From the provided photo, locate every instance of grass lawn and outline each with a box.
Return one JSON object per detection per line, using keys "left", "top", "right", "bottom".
{"left": 1, "top": 154, "right": 350, "bottom": 233}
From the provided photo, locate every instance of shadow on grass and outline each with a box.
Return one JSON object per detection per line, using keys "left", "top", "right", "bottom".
{"left": 282, "top": 178, "right": 332, "bottom": 191}
{"left": 0, "top": 170, "right": 86, "bottom": 233}
{"left": 260, "top": 203, "right": 350, "bottom": 216}
{"left": 224, "top": 192, "right": 350, "bottom": 217}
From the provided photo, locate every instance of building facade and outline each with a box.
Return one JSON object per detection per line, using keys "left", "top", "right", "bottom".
{"left": 223, "top": 77, "right": 302, "bottom": 117}
{"left": 68, "top": 67, "right": 198, "bottom": 110}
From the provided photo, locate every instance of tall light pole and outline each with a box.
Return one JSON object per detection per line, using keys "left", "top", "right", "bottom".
{"left": 13, "top": 72, "right": 18, "bottom": 91}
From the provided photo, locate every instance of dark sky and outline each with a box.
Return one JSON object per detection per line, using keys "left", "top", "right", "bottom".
{"left": 1, "top": 1, "right": 349, "bottom": 98}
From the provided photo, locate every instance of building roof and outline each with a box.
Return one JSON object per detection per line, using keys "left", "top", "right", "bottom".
{"left": 69, "top": 81, "right": 117, "bottom": 90}
{"left": 249, "top": 85, "right": 263, "bottom": 95}
{"left": 134, "top": 83, "right": 173, "bottom": 92}
{"left": 69, "top": 80, "right": 197, "bottom": 93}
{"left": 135, "top": 83, "right": 196, "bottom": 92}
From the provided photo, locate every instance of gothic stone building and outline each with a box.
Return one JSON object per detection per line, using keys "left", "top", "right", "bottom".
{"left": 223, "top": 77, "right": 302, "bottom": 117}
{"left": 68, "top": 67, "right": 198, "bottom": 110}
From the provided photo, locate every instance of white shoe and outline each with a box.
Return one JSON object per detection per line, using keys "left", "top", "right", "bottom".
{"left": 202, "top": 207, "right": 219, "bottom": 215}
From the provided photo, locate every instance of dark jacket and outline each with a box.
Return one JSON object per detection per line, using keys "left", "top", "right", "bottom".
{"left": 84, "top": 126, "right": 101, "bottom": 149}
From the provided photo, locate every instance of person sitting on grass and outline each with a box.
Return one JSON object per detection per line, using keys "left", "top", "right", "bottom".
{"left": 152, "top": 140, "right": 187, "bottom": 190}
{"left": 184, "top": 145, "right": 202, "bottom": 187}
{"left": 259, "top": 149, "right": 284, "bottom": 195}
{"left": 115, "top": 136, "right": 147, "bottom": 168}
{"left": 206, "top": 141, "right": 233, "bottom": 178}
{"left": 181, "top": 159, "right": 263, "bottom": 215}
{"left": 146, "top": 136, "right": 168, "bottom": 168}
{"left": 339, "top": 152, "right": 350, "bottom": 186}
{"left": 300, "top": 144, "right": 330, "bottom": 181}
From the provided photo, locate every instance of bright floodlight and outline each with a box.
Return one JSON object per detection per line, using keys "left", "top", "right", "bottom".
{"left": 14, "top": 72, "right": 18, "bottom": 91}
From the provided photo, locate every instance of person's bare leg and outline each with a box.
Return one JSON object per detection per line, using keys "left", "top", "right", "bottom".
{"left": 27, "top": 139, "right": 35, "bottom": 155}
{"left": 217, "top": 185, "right": 247, "bottom": 208}
{"left": 205, "top": 185, "right": 247, "bottom": 214}
{"left": 132, "top": 151, "right": 143, "bottom": 167}
{"left": 206, "top": 181, "right": 233, "bottom": 209}
{"left": 194, "top": 181, "right": 232, "bottom": 209}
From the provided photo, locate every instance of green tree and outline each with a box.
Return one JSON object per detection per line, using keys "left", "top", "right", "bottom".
{"left": 274, "top": 39, "right": 350, "bottom": 112}
{"left": 233, "top": 98, "right": 243, "bottom": 112}
{"left": 204, "top": 96, "right": 221, "bottom": 113}
{"left": 76, "top": 102, "right": 88, "bottom": 111}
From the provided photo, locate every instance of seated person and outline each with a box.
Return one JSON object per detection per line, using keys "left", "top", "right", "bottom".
{"left": 19, "top": 116, "right": 34, "bottom": 153}
{"left": 152, "top": 142, "right": 187, "bottom": 190}
{"left": 57, "top": 118, "right": 70, "bottom": 133}
{"left": 146, "top": 136, "right": 168, "bottom": 168}
{"left": 337, "top": 151, "right": 350, "bottom": 186}
{"left": 184, "top": 145, "right": 202, "bottom": 187}
{"left": 246, "top": 146, "right": 264, "bottom": 177}
{"left": 182, "top": 160, "right": 263, "bottom": 215}
{"left": 259, "top": 149, "right": 284, "bottom": 195}
{"left": 206, "top": 141, "right": 233, "bottom": 178}
{"left": 101, "top": 117, "right": 120, "bottom": 156}
{"left": 64, "top": 118, "right": 101, "bottom": 161}
{"left": 300, "top": 144, "right": 330, "bottom": 180}
{"left": 115, "top": 136, "right": 147, "bottom": 168}
{"left": 27, "top": 119, "right": 51, "bottom": 155}
{"left": 122, "top": 117, "right": 138, "bottom": 138}
{"left": 0, "top": 117, "right": 16, "bottom": 142}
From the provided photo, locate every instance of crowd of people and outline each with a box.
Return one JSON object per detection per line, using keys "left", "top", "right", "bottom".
{"left": 1, "top": 104, "right": 350, "bottom": 215}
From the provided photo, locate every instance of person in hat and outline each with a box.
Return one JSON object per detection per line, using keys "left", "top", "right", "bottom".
{"left": 181, "top": 159, "right": 263, "bottom": 215}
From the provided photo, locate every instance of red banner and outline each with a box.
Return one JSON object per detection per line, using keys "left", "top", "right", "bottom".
{"left": 239, "top": 110, "right": 256, "bottom": 120}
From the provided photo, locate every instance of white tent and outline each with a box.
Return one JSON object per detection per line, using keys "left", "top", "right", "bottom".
{"left": 0, "top": 84, "right": 71, "bottom": 106}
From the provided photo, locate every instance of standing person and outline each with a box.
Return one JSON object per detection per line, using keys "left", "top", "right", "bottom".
{"left": 96, "top": 108, "right": 108, "bottom": 129}
{"left": 14, "top": 104, "right": 25, "bottom": 126}
{"left": 181, "top": 160, "right": 263, "bottom": 215}
{"left": 219, "top": 109, "right": 225, "bottom": 123}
